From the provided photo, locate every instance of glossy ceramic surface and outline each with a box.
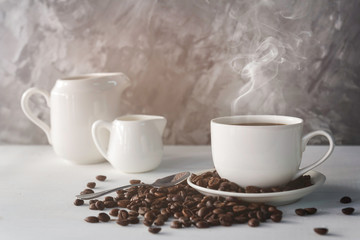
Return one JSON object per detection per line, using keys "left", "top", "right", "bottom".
{"left": 92, "top": 115, "right": 166, "bottom": 172}
{"left": 187, "top": 169, "right": 326, "bottom": 206}
{"left": 21, "top": 73, "right": 130, "bottom": 164}
{"left": 211, "top": 115, "right": 334, "bottom": 187}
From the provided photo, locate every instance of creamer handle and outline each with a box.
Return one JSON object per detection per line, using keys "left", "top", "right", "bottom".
{"left": 91, "top": 120, "right": 112, "bottom": 160}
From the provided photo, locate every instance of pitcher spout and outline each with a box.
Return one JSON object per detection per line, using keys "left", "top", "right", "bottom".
{"left": 111, "top": 72, "right": 131, "bottom": 91}
{"left": 152, "top": 116, "right": 167, "bottom": 136}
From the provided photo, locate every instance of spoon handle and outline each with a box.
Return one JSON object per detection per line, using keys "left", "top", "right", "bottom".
{"left": 76, "top": 183, "right": 145, "bottom": 200}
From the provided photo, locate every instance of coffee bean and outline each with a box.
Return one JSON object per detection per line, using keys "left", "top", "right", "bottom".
{"left": 89, "top": 203, "right": 98, "bottom": 210}
{"left": 245, "top": 186, "right": 261, "bottom": 193}
{"left": 98, "top": 212, "right": 110, "bottom": 222}
{"left": 295, "top": 208, "right": 307, "bottom": 216}
{"left": 128, "top": 210, "right": 139, "bottom": 217}
{"left": 270, "top": 214, "right": 282, "bottom": 222}
{"left": 314, "top": 228, "right": 328, "bottom": 235}
{"left": 119, "top": 210, "right": 129, "bottom": 219}
{"left": 96, "top": 175, "right": 107, "bottom": 181}
{"left": 182, "top": 208, "right": 194, "bottom": 217}
{"left": 304, "top": 208, "right": 317, "bottom": 215}
{"left": 109, "top": 208, "right": 119, "bottom": 217}
{"left": 80, "top": 189, "right": 94, "bottom": 195}
{"left": 85, "top": 216, "right": 99, "bottom": 223}
{"left": 143, "top": 219, "right": 153, "bottom": 226}
{"left": 233, "top": 205, "right": 247, "bottom": 213}
{"left": 87, "top": 182, "right": 96, "bottom": 188}
{"left": 171, "top": 220, "right": 182, "bottom": 228}
{"left": 219, "top": 215, "right": 232, "bottom": 226}
{"left": 130, "top": 179, "right": 141, "bottom": 184}
{"left": 116, "top": 219, "right": 129, "bottom": 226}
{"left": 104, "top": 196, "right": 114, "bottom": 202}
{"left": 340, "top": 196, "right": 352, "bottom": 204}
{"left": 248, "top": 218, "right": 260, "bottom": 227}
{"left": 195, "top": 221, "right": 209, "bottom": 228}
{"left": 117, "top": 199, "right": 130, "bottom": 208}
{"left": 89, "top": 199, "right": 98, "bottom": 204}
{"left": 342, "top": 207, "right": 355, "bottom": 215}
{"left": 104, "top": 200, "right": 117, "bottom": 208}
{"left": 95, "top": 201, "right": 105, "bottom": 210}
{"left": 148, "top": 227, "right": 161, "bottom": 234}
{"left": 154, "top": 218, "right": 164, "bottom": 226}
{"left": 198, "top": 207, "right": 209, "bottom": 218}
{"left": 144, "top": 211, "right": 157, "bottom": 221}
{"left": 74, "top": 199, "right": 84, "bottom": 206}
{"left": 268, "top": 206, "right": 277, "bottom": 212}
{"left": 256, "top": 210, "right": 266, "bottom": 222}
{"left": 128, "top": 216, "right": 140, "bottom": 224}
{"left": 173, "top": 211, "right": 183, "bottom": 219}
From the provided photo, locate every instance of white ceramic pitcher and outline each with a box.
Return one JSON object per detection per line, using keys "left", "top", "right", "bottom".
{"left": 21, "top": 72, "right": 130, "bottom": 164}
{"left": 92, "top": 115, "right": 167, "bottom": 172}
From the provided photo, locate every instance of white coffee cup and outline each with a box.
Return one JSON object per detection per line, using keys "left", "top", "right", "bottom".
{"left": 92, "top": 115, "right": 167, "bottom": 173}
{"left": 211, "top": 115, "right": 335, "bottom": 188}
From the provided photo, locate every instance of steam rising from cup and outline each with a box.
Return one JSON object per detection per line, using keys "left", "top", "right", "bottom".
{"left": 229, "top": 0, "right": 311, "bottom": 115}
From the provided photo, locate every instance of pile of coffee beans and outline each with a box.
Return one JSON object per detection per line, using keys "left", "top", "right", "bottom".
{"left": 74, "top": 174, "right": 356, "bottom": 236}
{"left": 75, "top": 174, "right": 284, "bottom": 233}
{"left": 190, "top": 170, "right": 313, "bottom": 193}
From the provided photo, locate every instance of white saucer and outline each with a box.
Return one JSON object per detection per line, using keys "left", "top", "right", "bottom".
{"left": 187, "top": 169, "right": 325, "bottom": 206}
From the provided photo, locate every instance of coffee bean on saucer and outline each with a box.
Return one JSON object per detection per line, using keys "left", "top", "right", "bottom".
{"left": 96, "top": 175, "right": 107, "bottom": 181}
{"left": 85, "top": 216, "right": 99, "bottom": 223}
{"left": 314, "top": 227, "right": 328, "bottom": 235}
{"left": 342, "top": 207, "right": 355, "bottom": 215}
{"left": 295, "top": 208, "right": 307, "bottom": 216}
{"left": 74, "top": 199, "right": 84, "bottom": 206}
{"left": 304, "top": 208, "right": 317, "bottom": 215}
{"left": 245, "top": 186, "right": 261, "bottom": 193}
{"left": 148, "top": 227, "right": 161, "bottom": 234}
{"left": 98, "top": 212, "right": 110, "bottom": 222}
{"left": 87, "top": 182, "right": 96, "bottom": 188}
{"left": 340, "top": 196, "right": 352, "bottom": 204}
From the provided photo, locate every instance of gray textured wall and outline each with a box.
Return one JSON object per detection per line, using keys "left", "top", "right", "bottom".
{"left": 1, "top": 0, "right": 359, "bottom": 145}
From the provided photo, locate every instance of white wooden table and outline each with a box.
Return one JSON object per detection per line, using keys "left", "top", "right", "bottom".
{"left": 0, "top": 145, "right": 359, "bottom": 239}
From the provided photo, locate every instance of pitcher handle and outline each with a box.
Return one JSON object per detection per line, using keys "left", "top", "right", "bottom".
{"left": 292, "top": 130, "right": 335, "bottom": 180}
{"left": 91, "top": 120, "right": 112, "bottom": 160}
{"left": 21, "top": 88, "right": 52, "bottom": 144}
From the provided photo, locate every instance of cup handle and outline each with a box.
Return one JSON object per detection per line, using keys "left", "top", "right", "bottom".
{"left": 292, "top": 130, "right": 335, "bottom": 180}
{"left": 91, "top": 120, "right": 112, "bottom": 160}
{"left": 21, "top": 88, "right": 52, "bottom": 144}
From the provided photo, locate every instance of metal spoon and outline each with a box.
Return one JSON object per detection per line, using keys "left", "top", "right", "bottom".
{"left": 76, "top": 171, "right": 191, "bottom": 200}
